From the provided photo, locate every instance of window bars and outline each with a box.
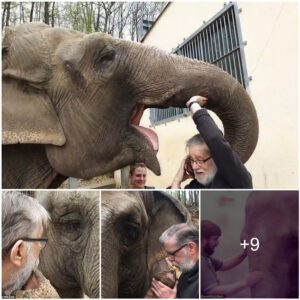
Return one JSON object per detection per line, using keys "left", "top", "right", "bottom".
{"left": 150, "top": 3, "right": 248, "bottom": 125}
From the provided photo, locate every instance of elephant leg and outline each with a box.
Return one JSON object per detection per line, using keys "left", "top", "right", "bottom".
{"left": 3, "top": 144, "right": 61, "bottom": 188}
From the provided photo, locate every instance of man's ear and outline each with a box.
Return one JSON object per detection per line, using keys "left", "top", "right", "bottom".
{"left": 188, "top": 241, "right": 199, "bottom": 254}
{"left": 10, "top": 240, "right": 26, "bottom": 267}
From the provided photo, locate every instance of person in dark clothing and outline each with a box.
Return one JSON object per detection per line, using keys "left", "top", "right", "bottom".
{"left": 171, "top": 96, "right": 252, "bottom": 189}
{"left": 176, "top": 261, "right": 199, "bottom": 298}
{"left": 150, "top": 223, "right": 199, "bottom": 298}
{"left": 201, "top": 220, "right": 262, "bottom": 297}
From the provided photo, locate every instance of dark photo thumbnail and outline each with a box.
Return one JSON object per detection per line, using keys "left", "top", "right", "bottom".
{"left": 201, "top": 191, "right": 298, "bottom": 298}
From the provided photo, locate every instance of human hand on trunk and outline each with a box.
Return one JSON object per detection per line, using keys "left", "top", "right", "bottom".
{"left": 151, "top": 278, "right": 177, "bottom": 298}
{"left": 186, "top": 96, "right": 208, "bottom": 114}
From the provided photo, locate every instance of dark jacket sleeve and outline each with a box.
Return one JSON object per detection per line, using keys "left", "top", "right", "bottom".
{"left": 192, "top": 109, "right": 252, "bottom": 188}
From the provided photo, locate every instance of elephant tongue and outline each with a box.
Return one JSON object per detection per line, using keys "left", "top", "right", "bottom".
{"left": 132, "top": 125, "right": 159, "bottom": 152}
{"left": 130, "top": 103, "right": 159, "bottom": 151}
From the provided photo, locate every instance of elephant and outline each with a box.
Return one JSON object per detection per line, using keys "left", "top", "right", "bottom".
{"left": 35, "top": 191, "right": 100, "bottom": 298}
{"left": 101, "top": 191, "right": 193, "bottom": 298}
{"left": 2, "top": 22, "right": 259, "bottom": 188}
{"left": 241, "top": 191, "right": 298, "bottom": 298}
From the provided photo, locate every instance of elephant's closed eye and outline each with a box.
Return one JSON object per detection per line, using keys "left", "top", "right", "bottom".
{"left": 94, "top": 50, "right": 116, "bottom": 70}
{"left": 54, "top": 218, "right": 83, "bottom": 241}
{"left": 119, "top": 220, "right": 140, "bottom": 248}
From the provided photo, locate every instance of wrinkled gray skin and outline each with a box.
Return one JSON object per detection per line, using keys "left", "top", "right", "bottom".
{"left": 36, "top": 191, "right": 99, "bottom": 298}
{"left": 241, "top": 191, "right": 298, "bottom": 298}
{"left": 3, "top": 22, "right": 259, "bottom": 188}
{"left": 101, "top": 191, "right": 192, "bottom": 298}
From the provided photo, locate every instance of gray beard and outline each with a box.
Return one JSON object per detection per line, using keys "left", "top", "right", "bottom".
{"left": 3, "top": 245, "right": 39, "bottom": 296}
{"left": 195, "top": 162, "right": 217, "bottom": 186}
{"left": 178, "top": 255, "right": 197, "bottom": 274}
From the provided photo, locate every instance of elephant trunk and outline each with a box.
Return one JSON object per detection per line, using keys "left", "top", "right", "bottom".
{"left": 129, "top": 44, "right": 259, "bottom": 163}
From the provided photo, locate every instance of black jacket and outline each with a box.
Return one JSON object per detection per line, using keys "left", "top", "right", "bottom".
{"left": 184, "top": 109, "right": 252, "bottom": 189}
{"left": 176, "top": 261, "right": 199, "bottom": 298}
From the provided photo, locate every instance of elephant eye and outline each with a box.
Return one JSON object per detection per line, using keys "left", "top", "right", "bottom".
{"left": 63, "top": 220, "right": 81, "bottom": 232}
{"left": 94, "top": 50, "right": 115, "bottom": 70}
{"left": 55, "top": 215, "right": 83, "bottom": 241}
{"left": 119, "top": 220, "right": 140, "bottom": 247}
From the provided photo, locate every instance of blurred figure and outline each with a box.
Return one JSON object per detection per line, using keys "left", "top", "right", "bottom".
{"left": 201, "top": 220, "right": 262, "bottom": 297}
{"left": 128, "top": 163, "right": 154, "bottom": 189}
{"left": 2, "top": 192, "right": 59, "bottom": 298}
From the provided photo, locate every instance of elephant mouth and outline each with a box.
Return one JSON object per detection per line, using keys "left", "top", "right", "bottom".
{"left": 130, "top": 103, "right": 159, "bottom": 152}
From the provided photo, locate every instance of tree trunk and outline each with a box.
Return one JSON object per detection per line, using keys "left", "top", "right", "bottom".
{"left": 44, "top": 2, "right": 50, "bottom": 24}
{"left": 95, "top": 2, "right": 101, "bottom": 32}
{"left": 30, "top": 2, "right": 35, "bottom": 22}
{"left": 5, "top": 2, "right": 11, "bottom": 27}
{"left": 51, "top": 2, "right": 55, "bottom": 27}
{"left": 2, "top": 3, "right": 7, "bottom": 29}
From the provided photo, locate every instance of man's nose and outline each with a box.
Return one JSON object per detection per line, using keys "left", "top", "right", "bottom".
{"left": 192, "top": 163, "right": 198, "bottom": 170}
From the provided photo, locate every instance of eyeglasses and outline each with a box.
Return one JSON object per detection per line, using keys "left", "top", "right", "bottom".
{"left": 189, "top": 156, "right": 212, "bottom": 165}
{"left": 21, "top": 237, "right": 48, "bottom": 249}
{"left": 166, "top": 243, "right": 189, "bottom": 257}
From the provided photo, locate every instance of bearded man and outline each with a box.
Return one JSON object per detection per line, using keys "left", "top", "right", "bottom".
{"left": 2, "top": 192, "right": 59, "bottom": 298}
{"left": 150, "top": 223, "right": 199, "bottom": 298}
{"left": 201, "top": 220, "right": 262, "bottom": 297}
{"left": 171, "top": 96, "right": 253, "bottom": 189}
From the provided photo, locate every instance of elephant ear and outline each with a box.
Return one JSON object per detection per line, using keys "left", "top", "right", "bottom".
{"left": 140, "top": 191, "right": 192, "bottom": 270}
{"left": 2, "top": 23, "right": 66, "bottom": 145}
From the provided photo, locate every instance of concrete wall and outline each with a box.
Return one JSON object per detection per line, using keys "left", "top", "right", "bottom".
{"left": 115, "top": 2, "right": 298, "bottom": 189}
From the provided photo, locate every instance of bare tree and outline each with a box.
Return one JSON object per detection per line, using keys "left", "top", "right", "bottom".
{"left": 29, "top": 2, "right": 35, "bottom": 22}
{"left": 3, "top": 2, "right": 11, "bottom": 27}
{"left": 44, "top": 1, "right": 49, "bottom": 24}
{"left": 94, "top": 2, "right": 101, "bottom": 32}
{"left": 101, "top": 2, "right": 116, "bottom": 33}
{"left": 35, "top": 2, "right": 42, "bottom": 22}
{"left": 2, "top": 2, "right": 165, "bottom": 39}
{"left": 82, "top": 2, "right": 94, "bottom": 33}
{"left": 19, "top": 2, "right": 25, "bottom": 23}
{"left": 51, "top": 2, "right": 55, "bottom": 27}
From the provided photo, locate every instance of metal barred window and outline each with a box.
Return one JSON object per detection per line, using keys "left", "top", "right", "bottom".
{"left": 150, "top": 3, "right": 249, "bottom": 125}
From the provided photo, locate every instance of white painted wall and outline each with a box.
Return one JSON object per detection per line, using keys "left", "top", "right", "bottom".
{"left": 116, "top": 2, "right": 298, "bottom": 189}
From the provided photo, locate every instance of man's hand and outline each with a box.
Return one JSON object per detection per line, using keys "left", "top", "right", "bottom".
{"left": 171, "top": 155, "right": 192, "bottom": 188}
{"left": 245, "top": 271, "right": 263, "bottom": 287}
{"left": 151, "top": 279, "right": 177, "bottom": 298}
{"left": 186, "top": 96, "right": 208, "bottom": 114}
{"left": 220, "top": 250, "right": 248, "bottom": 271}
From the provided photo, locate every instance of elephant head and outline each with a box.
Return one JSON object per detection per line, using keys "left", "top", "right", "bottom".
{"left": 101, "top": 191, "right": 192, "bottom": 298}
{"left": 242, "top": 191, "right": 298, "bottom": 298}
{"left": 36, "top": 191, "right": 99, "bottom": 298}
{"left": 3, "top": 22, "right": 258, "bottom": 188}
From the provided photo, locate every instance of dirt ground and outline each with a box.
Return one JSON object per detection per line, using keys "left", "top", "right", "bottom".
{"left": 59, "top": 175, "right": 115, "bottom": 189}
